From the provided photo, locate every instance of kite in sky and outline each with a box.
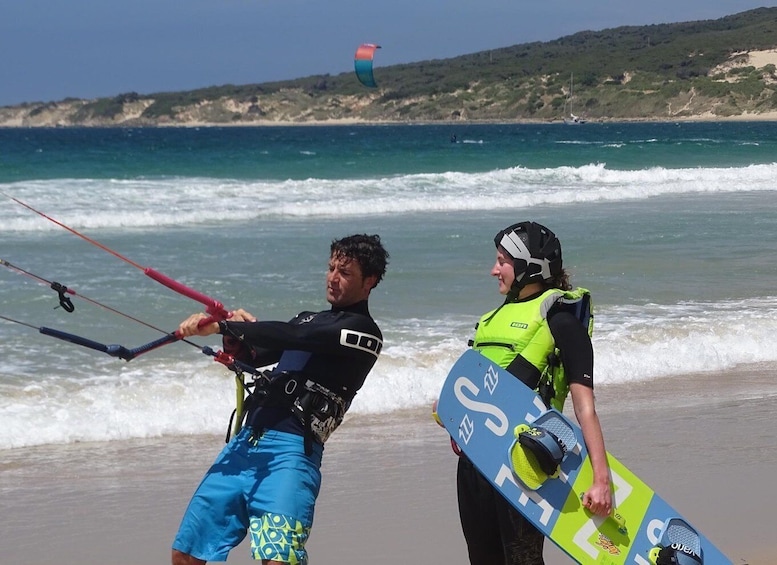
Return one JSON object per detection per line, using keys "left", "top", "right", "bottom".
{"left": 354, "top": 43, "right": 381, "bottom": 88}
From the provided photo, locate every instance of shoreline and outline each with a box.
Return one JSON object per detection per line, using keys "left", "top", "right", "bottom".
{"left": 4, "top": 112, "right": 777, "bottom": 129}
{"left": 1, "top": 366, "right": 776, "bottom": 564}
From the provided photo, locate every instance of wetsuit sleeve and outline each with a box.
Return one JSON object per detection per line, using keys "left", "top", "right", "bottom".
{"left": 221, "top": 310, "right": 380, "bottom": 360}
{"left": 548, "top": 309, "right": 594, "bottom": 388}
{"left": 220, "top": 313, "right": 308, "bottom": 368}
{"left": 222, "top": 334, "right": 281, "bottom": 368}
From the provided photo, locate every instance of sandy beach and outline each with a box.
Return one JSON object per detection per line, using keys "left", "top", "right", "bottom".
{"left": 1, "top": 365, "right": 776, "bottom": 565}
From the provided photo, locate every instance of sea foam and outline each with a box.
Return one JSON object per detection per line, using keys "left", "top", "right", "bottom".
{"left": 3, "top": 162, "right": 777, "bottom": 230}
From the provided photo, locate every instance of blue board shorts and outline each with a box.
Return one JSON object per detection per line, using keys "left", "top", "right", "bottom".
{"left": 172, "top": 427, "right": 323, "bottom": 563}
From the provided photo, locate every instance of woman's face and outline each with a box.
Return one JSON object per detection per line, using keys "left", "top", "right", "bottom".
{"left": 491, "top": 247, "right": 515, "bottom": 295}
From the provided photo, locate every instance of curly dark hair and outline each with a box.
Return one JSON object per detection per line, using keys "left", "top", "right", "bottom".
{"left": 330, "top": 234, "right": 389, "bottom": 287}
{"left": 545, "top": 269, "right": 572, "bottom": 291}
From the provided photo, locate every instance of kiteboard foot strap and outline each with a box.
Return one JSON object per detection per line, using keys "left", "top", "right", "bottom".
{"left": 649, "top": 517, "right": 703, "bottom": 565}
{"left": 517, "top": 425, "right": 567, "bottom": 475}
{"left": 650, "top": 545, "right": 703, "bottom": 565}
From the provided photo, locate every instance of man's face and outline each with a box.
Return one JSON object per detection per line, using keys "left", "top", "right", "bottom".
{"left": 326, "top": 253, "right": 376, "bottom": 307}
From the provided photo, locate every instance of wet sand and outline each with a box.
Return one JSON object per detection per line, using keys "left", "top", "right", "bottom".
{"left": 1, "top": 366, "right": 775, "bottom": 564}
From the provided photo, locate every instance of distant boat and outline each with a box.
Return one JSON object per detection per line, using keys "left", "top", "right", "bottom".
{"left": 563, "top": 73, "right": 586, "bottom": 125}
{"left": 565, "top": 113, "right": 586, "bottom": 125}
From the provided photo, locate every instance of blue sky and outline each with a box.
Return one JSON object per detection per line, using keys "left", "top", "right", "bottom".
{"left": 1, "top": 1, "right": 774, "bottom": 107}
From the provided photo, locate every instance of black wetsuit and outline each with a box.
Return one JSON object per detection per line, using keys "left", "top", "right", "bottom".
{"left": 219, "top": 299, "right": 382, "bottom": 439}
{"left": 457, "top": 305, "right": 594, "bottom": 565}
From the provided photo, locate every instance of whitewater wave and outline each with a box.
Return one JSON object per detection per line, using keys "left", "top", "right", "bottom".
{"left": 3, "top": 162, "right": 777, "bottom": 230}
{"left": 3, "top": 297, "right": 777, "bottom": 449}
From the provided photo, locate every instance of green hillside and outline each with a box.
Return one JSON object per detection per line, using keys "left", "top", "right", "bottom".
{"left": 6, "top": 7, "right": 777, "bottom": 126}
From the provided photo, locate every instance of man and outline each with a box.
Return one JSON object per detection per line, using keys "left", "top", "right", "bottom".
{"left": 171, "top": 233, "right": 389, "bottom": 565}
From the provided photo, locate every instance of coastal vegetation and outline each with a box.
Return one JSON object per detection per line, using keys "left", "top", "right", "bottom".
{"left": 3, "top": 7, "right": 777, "bottom": 126}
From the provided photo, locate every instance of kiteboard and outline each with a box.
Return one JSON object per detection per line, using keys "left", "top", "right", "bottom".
{"left": 435, "top": 349, "right": 732, "bottom": 564}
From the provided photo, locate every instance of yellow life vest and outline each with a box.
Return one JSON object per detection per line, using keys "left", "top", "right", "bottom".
{"left": 471, "top": 287, "right": 592, "bottom": 411}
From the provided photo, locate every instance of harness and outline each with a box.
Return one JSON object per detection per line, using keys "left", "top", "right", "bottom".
{"left": 470, "top": 287, "right": 593, "bottom": 411}
{"left": 226, "top": 350, "right": 353, "bottom": 455}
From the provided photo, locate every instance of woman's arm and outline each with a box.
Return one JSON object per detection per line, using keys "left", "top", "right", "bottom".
{"left": 570, "top": 382, "right": 612, "bottom": 517}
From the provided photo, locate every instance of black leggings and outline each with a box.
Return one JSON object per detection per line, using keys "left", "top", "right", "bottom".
{"left": 457, "top": 455, "right": 545, "bottom": 565}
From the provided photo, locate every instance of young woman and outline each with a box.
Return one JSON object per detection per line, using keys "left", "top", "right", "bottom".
{"left": 457, "top": 221, "right": 612, "bottom": 565}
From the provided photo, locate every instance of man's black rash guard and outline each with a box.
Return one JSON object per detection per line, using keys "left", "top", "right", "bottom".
{"left": 218, "top": 300, "right": 382, "bottom": 438}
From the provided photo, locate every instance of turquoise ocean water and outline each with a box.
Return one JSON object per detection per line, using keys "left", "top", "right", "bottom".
{"left": 2, "top": 122, "right": 777, "bottom": 450}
